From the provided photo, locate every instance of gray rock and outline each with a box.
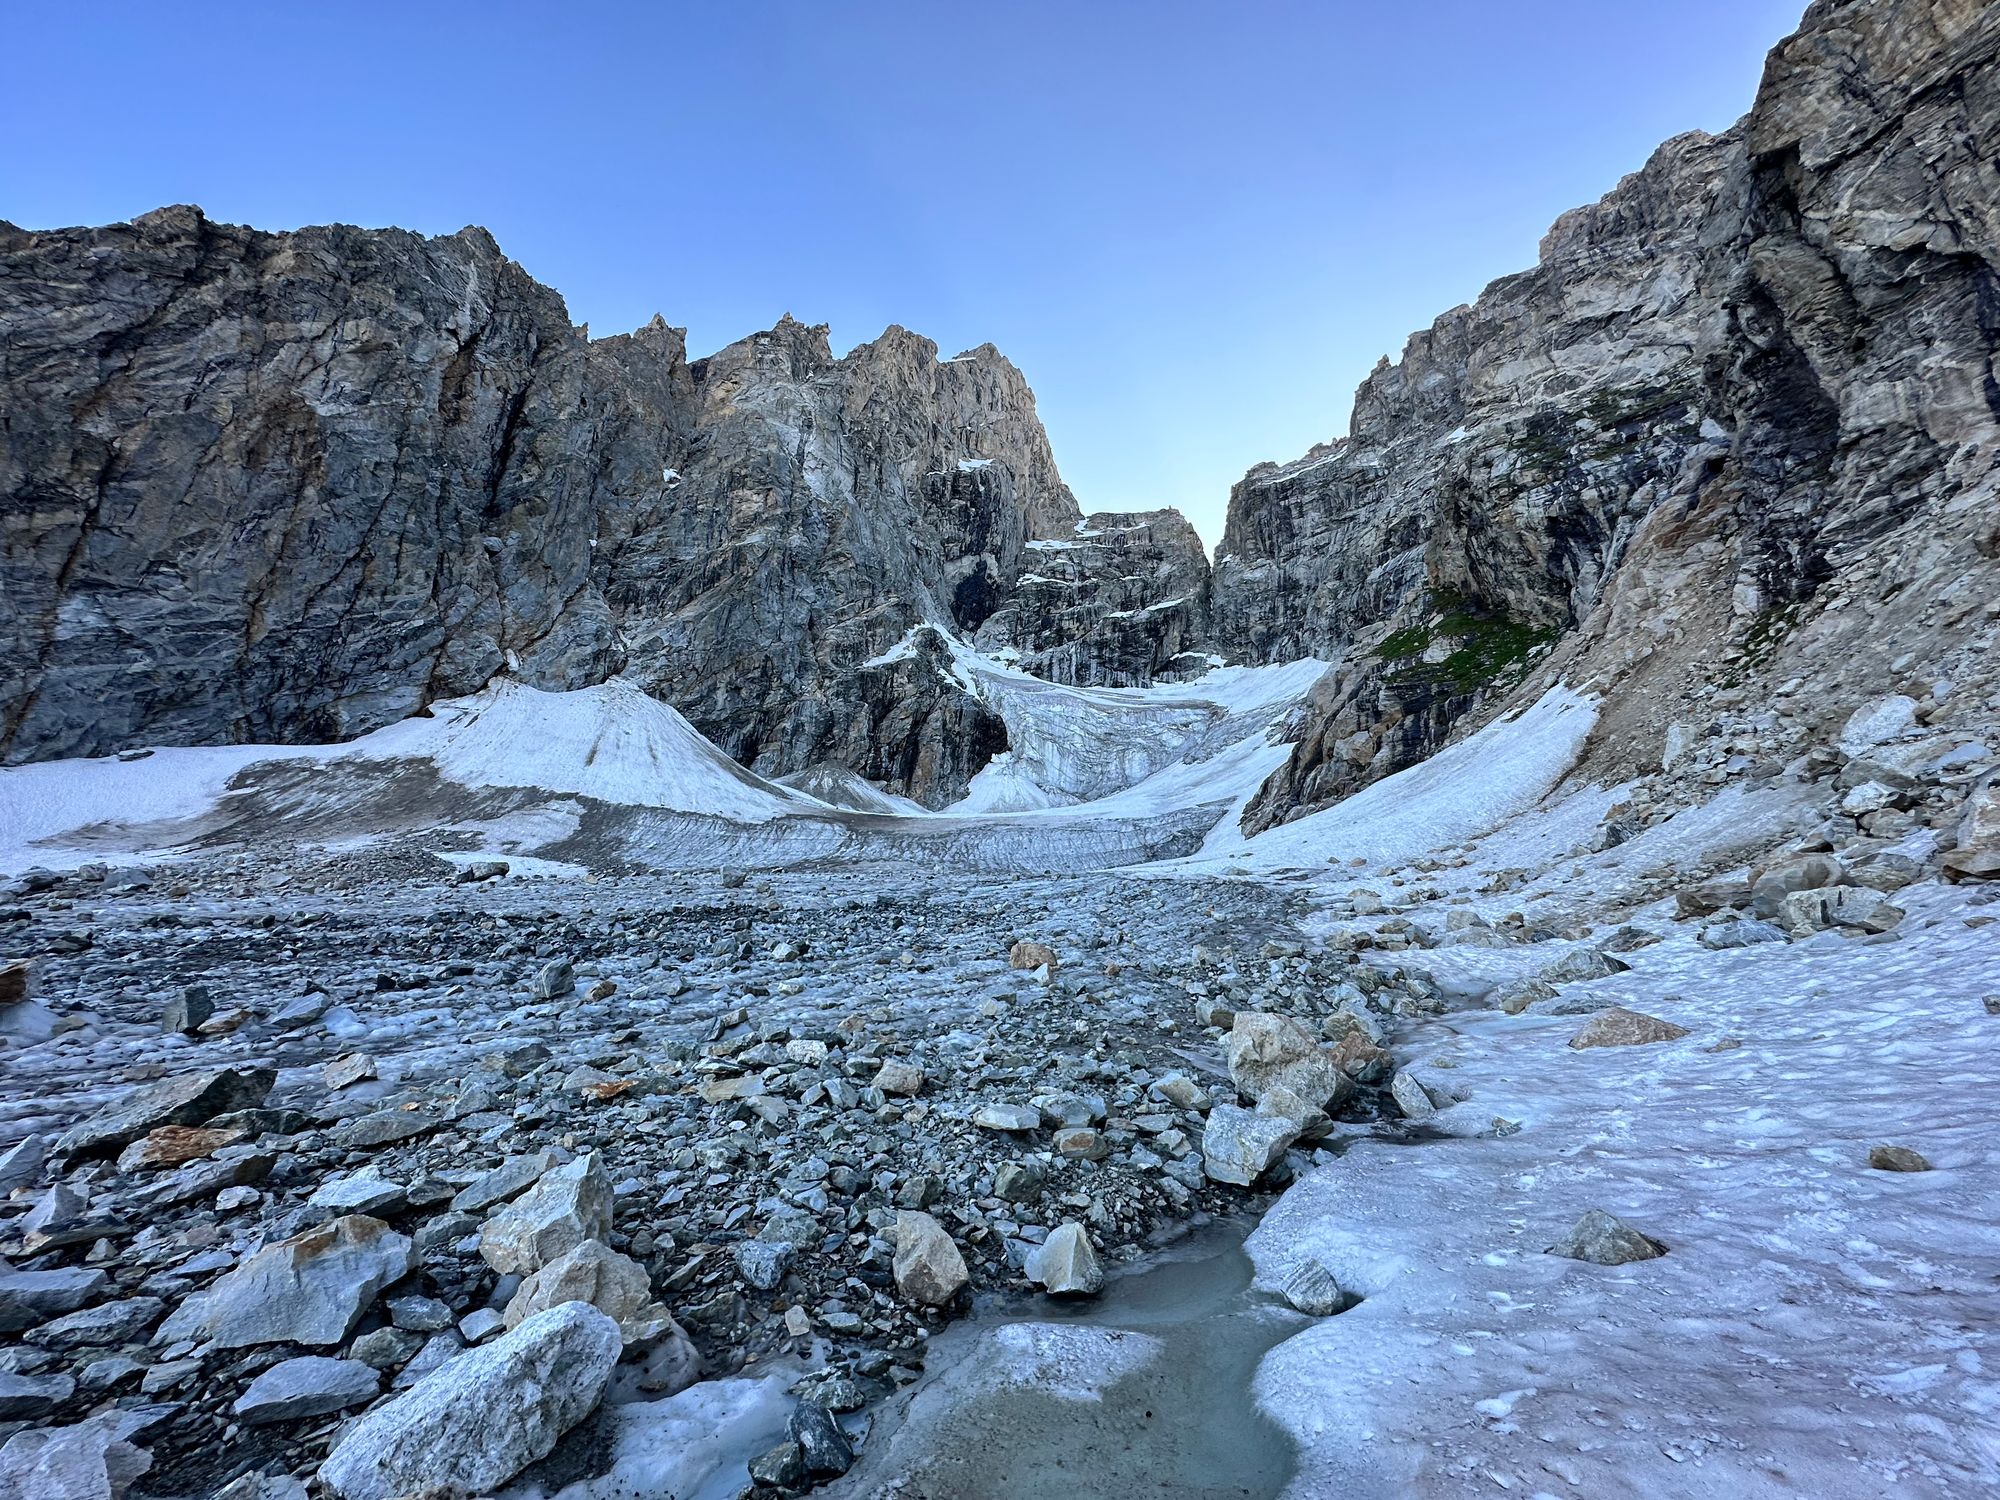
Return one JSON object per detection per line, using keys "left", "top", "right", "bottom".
{"left": 0, "top": 1267, "right": 110, "bottom": 1333}
{"left": 232, "top": 1356, "right": 380, "bottom": 1424}
{"left": 1024, "top": 1221, "right": 1103, "bottom": 1296}
{"left": 1279, "top": 1260, "right": 1347, "bottom": 1316}
{"left": 25, "top": 1297, "right": 164, "bottom": 1350}
{"left": 158, "top": 988, "right": 213, "bottom": 1035}
{"left": 477, "top": 1152, "right": 612, "bottom": 1274}
{"left": 156, "top": 1214, "right": 415, "bottom": 1349}
{"left": 971, "top": 1103, "right": 1040, "bottom": 1132}
{"left": 55, "top": 1067, "right": 274, "bottom": 1160}
{"left": 0, "top": 1370, "right": 76, "bottom": 1421}
{"left": 449, "top": 1149, "right": 566, "bottom": 1213}
{"left": 318, "top": 1302, "right": 622, "bottom": 1500}
{"left": 0, "top": 1136, "right": 44, "bottom": 1193}
{"left": 892, "top": 1210, "right": 968, "bottom": 1306}
{"left": 1389, "top": 1070, "right": 1439, "bottom": 1122}
{"left": 734, "top": 1239, "right": 792, "bottom": 1292}
{"left": 1749, "top": 854, "right": 1849, "bottom": 918}
{"left": 1226, "top": 1012, "right": 1346, "bottom": 1109}
{"left": 0, "top": 1419, "right": 152, "bottom": 1500}
{"left": 788, "top": 1400, "right": 854, "bottom": 1477}
{"left": 531, "top": 958, "right": 575, "bottom": 1000}
{"left": 1547, "top": 1209, "right": 1666, "bottom": 1265}
{"left": 1200, "top": 1105, "right": 1300, "bottom": 1186}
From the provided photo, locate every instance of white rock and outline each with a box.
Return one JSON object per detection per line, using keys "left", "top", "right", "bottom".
{"left": 1200, "top": 1105, "right": 1300, "bottom": 1186}
{"left": 318, "top": 1302, "right": 621, "bottom": 1500}
{"left": 892, "top": 1210, "right": 968, "bottom": 1305}
{"left": 477, "top": 1152, "right": 612, "bottom": 1274}
{"left": 1024, "top": 1222, "right": 1103, "bottom": 1296}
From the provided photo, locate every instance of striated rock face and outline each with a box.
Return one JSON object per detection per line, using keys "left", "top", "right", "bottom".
{"left": 1230, "top": 0, "right": 2000, "bottom": 828}
{"left": 604, "top": 317, "right": 1080, "bottom": 793}
{"left": 0, "top": 207, "right": 651, "bottom": 761}
{"left": 0, "top": 214, "right": 1075, "bottom": 800}
{"left": 975, "top": 509, "right": 1214, "bottom": 686}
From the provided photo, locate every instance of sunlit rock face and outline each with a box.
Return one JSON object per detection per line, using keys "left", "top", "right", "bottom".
{"left": 1227, "top": 0, "right": 2000, "bottom": 828}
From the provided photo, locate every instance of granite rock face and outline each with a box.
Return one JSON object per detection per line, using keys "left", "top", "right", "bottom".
{"left": 0, "top": 217, "right": 1074, "bottom": 805}
{"left": 975, "top": 509, "right": 1214, "bottom": 686}
{"left": 1231, "top": 0, "right": 2000, "bottom": 826}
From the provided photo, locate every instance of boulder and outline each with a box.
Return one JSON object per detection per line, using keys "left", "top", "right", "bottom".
{"left": 1568, "top": 1008, "right": 1690, "bottom": 1049}
{"left": 477, "top": 1152, "right": 612, "bottom": 1274}
{"left": 1546, "top": 1209, "right": 1665, "bottom": 1265}
{"left": 1943, "top": 776, "right": 2000, "bottom": 882}
{"left": 1749, "top": 853, "right": 1849, "bottom": 918}
{"left": 1868, "top": 1145, "right": 1932, "bottom": 1172}
{"left": 1007, "top": 940, "right": 1058, "bottom": 973}
{"left": 1024, "top": 1222, "right": 1103, "bottom": 1296}
{"left": 318, "top": 1302, "right": 621, "bottom": 1500}
{"left": 892, "top": 1210, "right": 968, "bottom": 1306}
{"left": 1226, "top": 1012, "right": 1346, "bottom": 1108}
{"left": 156, "top": 1214, "right": 414, "bottom": 1349}
{"left": 504, "top": 1238, "right": 681, "bottom": 1344}
{"left": 1200, "top": 1105, "right": 1300, "bottom": 1186}
{"left": 1778, "top": 886, "right": 1904, "bottom": 936}
{"left": 871, "top": 1060, "right": 925, "bottom": 1096}
{"left": 55, "top": 1067, "right": 275, "bottom": 1160}
{"left": 1279, "top": 1260, "right": 1346, "bottom": 1316}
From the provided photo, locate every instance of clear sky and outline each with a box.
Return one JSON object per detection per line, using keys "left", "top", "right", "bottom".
{"left": 3, "top": 0, "right": 1806, "bottom": 548}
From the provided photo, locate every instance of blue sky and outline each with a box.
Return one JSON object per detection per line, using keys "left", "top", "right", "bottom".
{"left": 3, "top": 1, "right": 1805, "bottom": 547}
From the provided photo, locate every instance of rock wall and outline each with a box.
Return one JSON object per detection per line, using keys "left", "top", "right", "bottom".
{"left": 0, "top": 213, "right": 1076, "bottom": 803}
{"left": 973, "top": 509, "right": 1213, "bottom": 686}
{"left": 1230, "top": 0, "right": 2000, "bottom": 829}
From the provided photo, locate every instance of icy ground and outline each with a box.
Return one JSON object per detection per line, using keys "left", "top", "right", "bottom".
{"left": 2, "top": 645, "right": 1996, "bottom": 1499}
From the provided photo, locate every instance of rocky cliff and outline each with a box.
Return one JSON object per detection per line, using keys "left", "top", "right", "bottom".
{"left": 973, "top": 509, "right": 1213, "bottom": 686}
{"left": 1224, "top": 0, "right": 2000, "bottom": 830}
{"left": 0, "top": 212, "right": 1075, "bottom": 803}
{"left": 4, "top": 0, "right": 1996, "bottom": 831}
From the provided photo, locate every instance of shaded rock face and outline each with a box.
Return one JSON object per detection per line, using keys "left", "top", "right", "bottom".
{"left": 0, "top": 214, "right": 1075, "bottom": 801}
{"left": 975, "top": 510, "right": 1214, "bottom": 686}
{"left": 1235, "top": 0, "right": 2000, "bottom": 827}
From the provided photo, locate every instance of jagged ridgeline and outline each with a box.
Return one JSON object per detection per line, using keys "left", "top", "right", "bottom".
{"left": 4, "top": 0, "right": 1998, "bottom": 831}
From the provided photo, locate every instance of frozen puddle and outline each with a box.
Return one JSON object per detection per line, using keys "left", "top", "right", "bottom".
{"left": 828, "top": 1219, "right": 1308, "bottom": 1498}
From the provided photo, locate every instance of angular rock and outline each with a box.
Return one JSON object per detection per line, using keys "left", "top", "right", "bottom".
{"left": 892, "top": 1210, "right": 968, "bottom": 1306}
{"left": 505, "top": 1238, "right": 677, "bottom": 1343}
{"left": 1546, "top": 1209, "right": 1665, "bottom": 1265}
{"left": 1748, "top": 854, "right": 1849, "bottom": 919}
{"left": 156, "top": 1214, "right": 414, "bottom": 1349}
{"left": 0, "top": 1267, "right": 110, "bottom": 1334}
{"left": 450, "top": 1149, "right": 567, "bottom": 1213}
{"left": 317, "top": 1302, "right": 621, "bottom": 1500}
{"left": 0, "top": 1420, "right": 151, "bottom": 1500}
{"left": 1568, "top": 1007, "right": 1690, "bottom": 1050}
{"left": 972, "top": 1103, "right": 1040, "bottom": 1132}
{"left": 1024, "top": 1221, "right": 1103, "bottom": 1296}
{"left": 1200, "top": 1104, "right": 1300, "bottom": 1186}
{"left": 1226, "top": 1012, "right": 1345, "bottom": 1108}
{"left": 477, "top": 1152, "right": 612, "bottom": 1274}
{"left": 232, "top": 1356, "right": 380, "bottom": 1425}
{"left": 789, "top": 1400, "right": 854, "bottom": 1477}
{"left": 56, "top": 1067, "right": 274, "bottom": 1160}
